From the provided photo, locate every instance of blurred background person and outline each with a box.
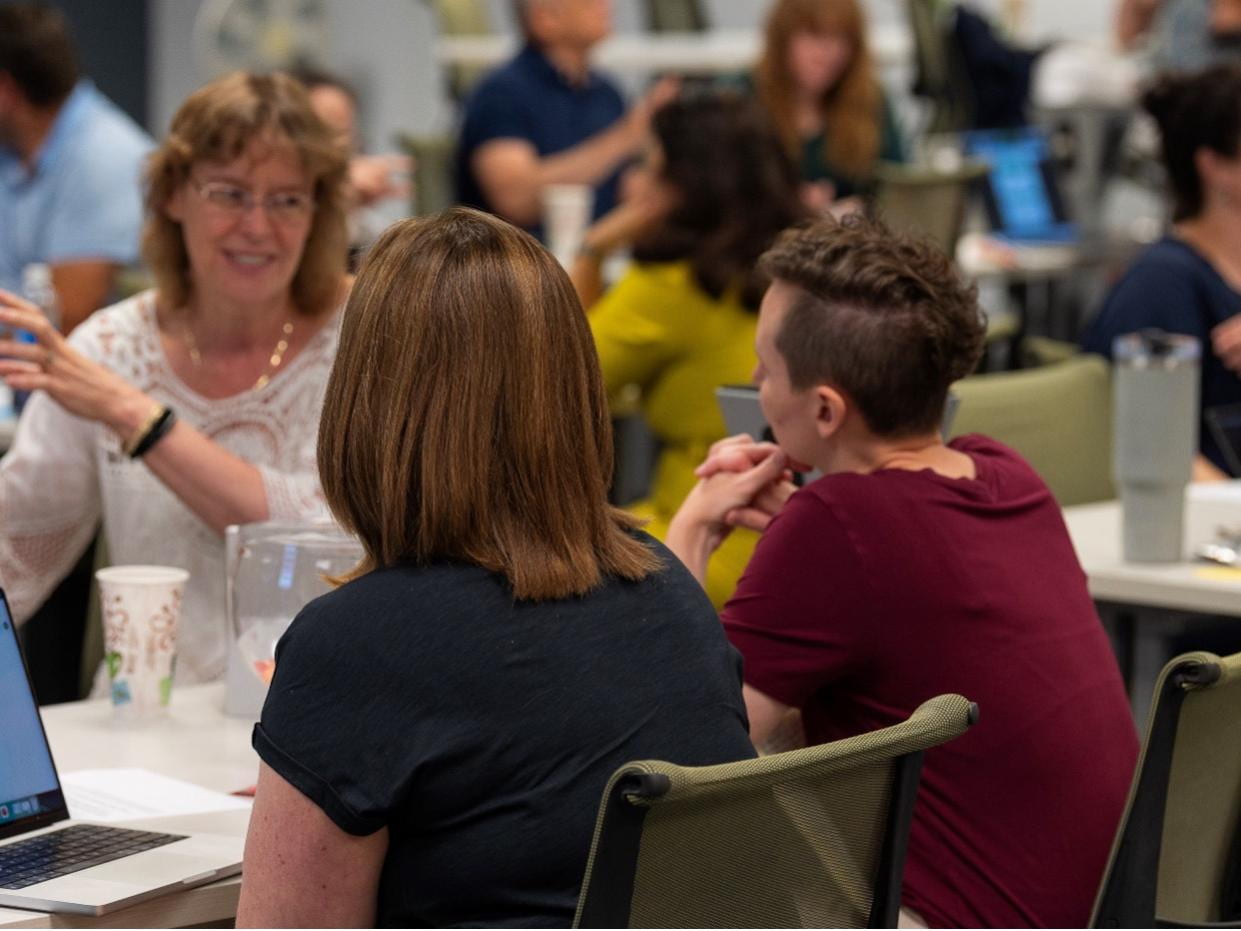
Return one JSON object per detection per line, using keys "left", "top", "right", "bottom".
{"left": 238, "top": 208, "right": 753, "bottom": 928}
{"left": 289, "top": 65, "right": 412, "bottom": 260}
{"left": 0, "top": 1, "right": 152, "bottom": 333}
{"left": 455, "top": 0, "right": 676, "bottom": 236}
{"left": 1116, "top": 0, "right": 1241, "bottom": 75}
{"left": 750, "top": 0, "right": 904, "bottom": 212}
{"left": 571, "top": 92, "right": 808, "bottom": 608}
{"left": 0, "top": 70, "right": 350, "bottom": 686}
{"left": 1084, "top": 64, "right": 1241, "bottom": 479}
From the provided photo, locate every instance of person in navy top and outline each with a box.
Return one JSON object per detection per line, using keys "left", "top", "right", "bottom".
{"left": 1084, "top": 65, "right": 1241, "bottom": 478}
{"left": 455, "top": 0, "right": 675, "bottom": 237}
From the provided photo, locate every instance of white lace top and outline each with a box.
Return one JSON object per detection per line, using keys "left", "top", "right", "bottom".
{"left": 0, "top": 291, "right": 341, "bottom": 684}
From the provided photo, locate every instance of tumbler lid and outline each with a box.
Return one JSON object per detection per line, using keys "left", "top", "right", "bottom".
{"left": 1113, "top": 329, "right": 1201, "bottom": 367}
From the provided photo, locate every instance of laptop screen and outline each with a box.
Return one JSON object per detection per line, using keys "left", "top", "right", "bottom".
{"left": 0, "top": 591, "right": 68, "bottom": 839}
{"left": 962, "top": 127, "right": 1076, "bottom": 243}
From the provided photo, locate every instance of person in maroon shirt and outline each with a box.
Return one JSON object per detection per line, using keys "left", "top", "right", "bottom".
{"left": 666, "top": 216, "right": 1139, "bottom": 928}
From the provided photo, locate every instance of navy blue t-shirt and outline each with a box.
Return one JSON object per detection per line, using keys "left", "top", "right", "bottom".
{"left": 455, "top": 44, "right": 626, "bottom": 238}
{"left": 253, "top": 533, "right": 754, "bottom": 928}
{"left": 1084, "top": 236, "right": 1241, "bottom": 474}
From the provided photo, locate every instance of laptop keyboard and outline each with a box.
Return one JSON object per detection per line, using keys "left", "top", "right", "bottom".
{"left": 0, "top": 824, "right": 186, "bottom": 890}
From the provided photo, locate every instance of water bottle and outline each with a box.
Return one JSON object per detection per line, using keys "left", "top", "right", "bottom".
{"left": 15, "top": 263, "right": 61, "bottom": 413}
{"left": 21, "top": 263, "right": 61, "bottom": 330}
{"left": 1113, "top": 330, "right": 1200, "bottom": 563}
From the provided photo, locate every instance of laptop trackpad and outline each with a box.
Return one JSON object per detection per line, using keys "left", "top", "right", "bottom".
{"left": 84, "top": 835, "right": 241, "bottom": 885}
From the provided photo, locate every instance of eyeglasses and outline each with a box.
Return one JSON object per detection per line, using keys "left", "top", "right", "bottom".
{"left": 190, "top": 179, "right": 316, "bottom": 224}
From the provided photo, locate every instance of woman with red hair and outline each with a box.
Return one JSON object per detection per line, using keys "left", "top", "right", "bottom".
{"left": 752, "top": 0, "right": 904, "bottom": 209}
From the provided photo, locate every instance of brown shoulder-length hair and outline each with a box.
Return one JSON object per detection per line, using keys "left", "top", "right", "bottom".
{"left": 318, "top": 208, "right": 659, "bottom": 600}
{"left": 755, "top": 0, "right": 882, "bottom": 182}
{"left": 142, "top": 71, "right": 349, "bottom": 316}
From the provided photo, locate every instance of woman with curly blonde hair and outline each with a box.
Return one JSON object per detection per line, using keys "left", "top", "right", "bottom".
{"left": 0, "top": 71, "right": 351, "bottom": 685}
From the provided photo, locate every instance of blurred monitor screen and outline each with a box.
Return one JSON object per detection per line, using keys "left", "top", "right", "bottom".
{"left": 963, "top": 127, "right": 1077, "bottom": 244}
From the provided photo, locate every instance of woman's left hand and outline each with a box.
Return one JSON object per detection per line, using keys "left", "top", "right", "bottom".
{"left": 0, "top": 289, "right": 148, "bottom": 432}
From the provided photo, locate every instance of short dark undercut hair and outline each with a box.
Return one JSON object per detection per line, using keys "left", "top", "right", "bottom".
{"left": 760, "top": 216, "right": 985, "bottom": 438}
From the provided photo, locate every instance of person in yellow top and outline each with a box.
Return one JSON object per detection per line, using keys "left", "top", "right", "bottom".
{"left": 572, "top": 93, "right": 808, "bottom": 606}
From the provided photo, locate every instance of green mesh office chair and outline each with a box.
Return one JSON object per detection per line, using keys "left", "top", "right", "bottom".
{"left": 574, "top": 694, "right": 978, "bottom": 929}
{"left": 950, "top": 353, "right": 1114, "bottom": 506}
{"left": 397, "top": 133, "right": 456, "bottom": 217}
{"left": 874, "top": 159, "right": 989, "bottom": 258}
{"left": 431, "top": 0, "right": 494, "bottom": 100}
{"left": 1092, "top": 651, "right": 1241, "bottom": 927}
{"left": 906, "top": 0, "right": 972, "bottom": 133}
{"left": 642, "top": 0, "right": 708, "bottom": 33}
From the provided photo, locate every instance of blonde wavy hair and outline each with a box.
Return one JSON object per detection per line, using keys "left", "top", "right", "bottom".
{"left": 755, "top": 0, "right": 882, "bottom": 182}
{"left": 142, "top": 71, "right": 350, "bottom": 316}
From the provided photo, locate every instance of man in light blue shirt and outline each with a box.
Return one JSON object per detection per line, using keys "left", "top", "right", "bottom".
{"left": 0, "top": 3, "right": 152, "bottom": 331}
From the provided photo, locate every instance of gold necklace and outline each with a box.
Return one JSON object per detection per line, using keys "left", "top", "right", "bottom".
{"left": 184, "top": 318, "right": 295, "bottom": 390}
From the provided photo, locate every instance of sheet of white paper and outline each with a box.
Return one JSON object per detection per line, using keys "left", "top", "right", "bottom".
{"left": 1190, "top": 481, "right": 1241, "bottom": 505}
{"left": 61, "top": 768, "right": 250, "bottom": 822}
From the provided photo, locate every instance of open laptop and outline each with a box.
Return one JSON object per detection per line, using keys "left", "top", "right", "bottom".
{"left": 0, "top": 590, "right": 243, "bottom": 916}
{"left": 961, "top": 127, "right": 1078, "bottom": 245}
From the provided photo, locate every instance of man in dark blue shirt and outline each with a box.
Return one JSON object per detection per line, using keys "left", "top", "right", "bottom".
{"left": 455, "top": 0, "right": 673, "bottom": 236}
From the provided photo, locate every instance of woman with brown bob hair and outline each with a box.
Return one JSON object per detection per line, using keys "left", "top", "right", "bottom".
{"left": 753, "top": 0, "right": 904, "bottom": 206}
{"left": 237, "top": 208, "right": 753, "bottom": 928}
{"left": 0, "top": 70, "right": 350, "bottom": 685}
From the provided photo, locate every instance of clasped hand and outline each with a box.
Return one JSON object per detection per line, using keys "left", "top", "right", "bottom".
{"left": 676, "top": 434, "right": 798, "bottom": 554}
{"left": 0, "top": 289, "right": 144, "bottom": 430}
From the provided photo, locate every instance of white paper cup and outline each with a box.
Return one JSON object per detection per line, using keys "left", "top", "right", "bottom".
{"left": 542, "top": 183, "right": 593, "bottom": 267}
{"left": 96, "top": 565, "right": 189, "bottom": 720}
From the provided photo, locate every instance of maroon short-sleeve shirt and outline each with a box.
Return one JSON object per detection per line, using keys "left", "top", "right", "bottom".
{"left": 722, "top": 435, "right": 1138, "bottom": 928}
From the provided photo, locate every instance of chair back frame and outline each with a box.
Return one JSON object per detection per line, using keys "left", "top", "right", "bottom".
{"left": 1091, "top": 656, "right": 1229, "bottom": 928}
{"left": 575, "top": 751, "right": 928, "bottom": 929}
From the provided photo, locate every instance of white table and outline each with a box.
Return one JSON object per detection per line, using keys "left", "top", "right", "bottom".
{"left": 0, "top": 684, "right": 256, "bottom": 929}
{"left": 437, "top": 27, "right": 910, "bottom": 74}
{"left": 1064, "top": 483, "right": 1241, "bottom": 617}
{"left": 1063, "top": 483, "right": 1241, "bottom": 719}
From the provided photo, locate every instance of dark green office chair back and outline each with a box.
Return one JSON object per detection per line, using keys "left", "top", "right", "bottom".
{"left": 1092, "top": 651, "right": 1241, "bottom": 927}
{"left": 574, "top": 694, "right": 977, "bottom": 928}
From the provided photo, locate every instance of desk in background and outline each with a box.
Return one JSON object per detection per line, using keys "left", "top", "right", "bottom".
{"left": 1064, "top": 483, "right": 1241, "bottom": 721}
{"left": 436, "top": 27, "right": 910, "bottom": 75}
{"left": 0, "top": 684, "right": 254, "bottom": 929}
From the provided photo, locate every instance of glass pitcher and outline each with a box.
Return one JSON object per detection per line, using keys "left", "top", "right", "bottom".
{"left": 223, "top": 521, "right": 364, "bottom": 717}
